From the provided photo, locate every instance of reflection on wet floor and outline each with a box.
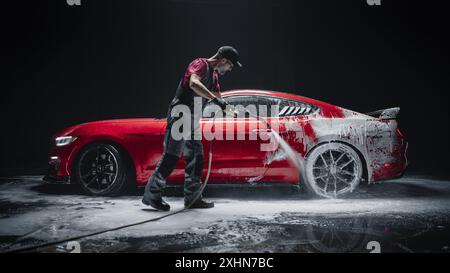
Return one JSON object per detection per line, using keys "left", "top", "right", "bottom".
{"left": 0, "top": 175, "right": 450, "bottom": 253}
{"left": 32, "top": 214, "right": 450, "bottom": 253}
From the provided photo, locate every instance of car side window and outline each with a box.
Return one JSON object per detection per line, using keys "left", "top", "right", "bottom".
{"left": 203, "top": 96, "right": 258, "bottom": 118}
{"left": 226, "top": 96, "right": 260, "bottom": 118}
{"left": 224, "top": 96, "right": 257, "bottom": 107}
{"left": 203, "top": 95, "right": 318, "bottom": 118}
{"left": 254, "top": 96, "right": 282, "bottom": 117}
{"left": 227, "top": 96, "right": 318, "bottom": 117}
{"left": 227, "top": 95, "right": 285, "bottom": 118}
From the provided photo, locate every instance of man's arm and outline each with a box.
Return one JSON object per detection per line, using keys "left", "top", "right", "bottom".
{"left": 189, "top": 74, "right": 218, "bottom": 100}
{"left": 211, "top": 90, "right": 222, "bottom": 99}
{"left": 189, "top": 73, "right": 228, "bottom": 111}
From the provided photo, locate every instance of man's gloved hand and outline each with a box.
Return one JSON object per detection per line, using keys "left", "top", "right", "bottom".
{"left": 211, "top": 97, "right": 228, "bottom": 110}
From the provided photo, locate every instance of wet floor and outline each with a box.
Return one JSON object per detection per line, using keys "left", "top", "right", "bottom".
{"left": 0, "top": 175, "right": 449, "bottom": 253}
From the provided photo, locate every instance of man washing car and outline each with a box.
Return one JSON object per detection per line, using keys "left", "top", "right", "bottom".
{"left": 142, "top": 46, "right": 242, "bottom": 211}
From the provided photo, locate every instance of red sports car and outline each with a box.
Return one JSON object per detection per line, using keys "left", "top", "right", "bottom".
{"left": 44, "top": 90, "right": 408, "bottom": 198}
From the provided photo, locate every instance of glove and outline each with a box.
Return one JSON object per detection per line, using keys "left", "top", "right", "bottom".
{"left": 211, "top": 97, "right": 228, "bottom": 111}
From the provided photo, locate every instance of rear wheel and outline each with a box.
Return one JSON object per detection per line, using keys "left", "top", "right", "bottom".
{"left": 73, "top": 142, "right": 131, "bottom": 196}
{"left": 304, "top": 142, "right": 363, "bottom": 198}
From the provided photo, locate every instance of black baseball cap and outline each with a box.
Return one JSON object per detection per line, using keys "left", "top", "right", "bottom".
{"left": 217, "top": 46, "right": 242, "bottom": 68}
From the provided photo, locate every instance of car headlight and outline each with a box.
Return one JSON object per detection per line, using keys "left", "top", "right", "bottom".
{"left": 55, "top": 136, "right": 77, "bottom": 146}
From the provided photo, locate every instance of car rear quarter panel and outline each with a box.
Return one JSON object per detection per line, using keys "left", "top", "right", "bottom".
{"left": 307, "top": 114, "right": 406, "bottom": 182}
{"left": 264, "top": 104, "right": 406, "bottom": 183}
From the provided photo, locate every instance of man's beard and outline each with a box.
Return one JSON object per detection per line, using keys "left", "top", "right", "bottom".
{"left": 217, "top": 66, "right": 226, "bottom": 75}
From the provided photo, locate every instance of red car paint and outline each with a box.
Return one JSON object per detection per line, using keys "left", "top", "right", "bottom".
{"left": 45, "top": 90, "right": 408, "bottom": 187}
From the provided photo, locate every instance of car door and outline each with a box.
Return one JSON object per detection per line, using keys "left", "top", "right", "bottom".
{"left": 263, "top": 97, "right": 320, "bottom": 182}
{"left": 200, "top": 95, "right": 271, "bottom": 183}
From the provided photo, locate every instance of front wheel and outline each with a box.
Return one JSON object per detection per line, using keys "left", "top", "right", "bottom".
{"left": 304, "top": 142, "right": 363, "bottom": 198}
{"left": 73, "top": 142, "right": 131, "bottom": 196}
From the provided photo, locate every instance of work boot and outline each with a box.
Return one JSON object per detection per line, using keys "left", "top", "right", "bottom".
{"left": 185, "top": 198, "right": 214, "bottom": 209}
{"left": 142, "top": 197, "right": 170, "bottom": 211}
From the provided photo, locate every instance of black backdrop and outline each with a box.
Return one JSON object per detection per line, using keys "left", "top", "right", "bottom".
{"left": 2, "top": 0, "right": 449, "bottom": 177}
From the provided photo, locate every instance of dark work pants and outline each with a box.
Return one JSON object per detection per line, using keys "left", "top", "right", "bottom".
{"left": 143, "top": 105, "right": 204, "bottom": 203}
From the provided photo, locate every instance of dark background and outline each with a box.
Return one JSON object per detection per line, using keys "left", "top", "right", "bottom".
{"left": 1, "top": 0, "right": 449, "bottom": 177}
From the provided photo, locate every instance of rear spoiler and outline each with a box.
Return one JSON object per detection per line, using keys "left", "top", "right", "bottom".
{"left": 365, "top": 107, "right": 400, "bottom": 120}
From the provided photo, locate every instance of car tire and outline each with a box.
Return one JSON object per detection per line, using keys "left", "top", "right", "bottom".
{"left": 303, "top": 142, "right": 363, "bottom": 198}
{"left": 73, "top": 142, "right": 132, "bottom": 196}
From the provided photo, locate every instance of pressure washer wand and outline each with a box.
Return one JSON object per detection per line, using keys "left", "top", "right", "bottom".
{"left": 223, "top": 101, "right": 272, "bottom": 130}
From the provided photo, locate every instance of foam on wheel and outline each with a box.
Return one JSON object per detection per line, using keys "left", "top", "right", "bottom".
{"left": 305, "top": 142, "right": 363, "bottom": 198}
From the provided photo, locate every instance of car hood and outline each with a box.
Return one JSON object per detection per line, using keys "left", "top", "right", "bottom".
{"left": 53, "top": 118, "right": 166, "bottom": 137}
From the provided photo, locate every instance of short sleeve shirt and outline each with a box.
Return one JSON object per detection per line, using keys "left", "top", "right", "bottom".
{"left": 180, "top": 58, "right": 220, "bottom": 92}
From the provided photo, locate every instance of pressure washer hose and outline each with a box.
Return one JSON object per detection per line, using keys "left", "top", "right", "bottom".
{"left": 2, "top": 142, "right": 215, "bottom": 253}
{"left": 2, "top": 107, "right": 276, "bottom": 253}
{"left": 3, "top": 129, "right": 216, "bottom": 252}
